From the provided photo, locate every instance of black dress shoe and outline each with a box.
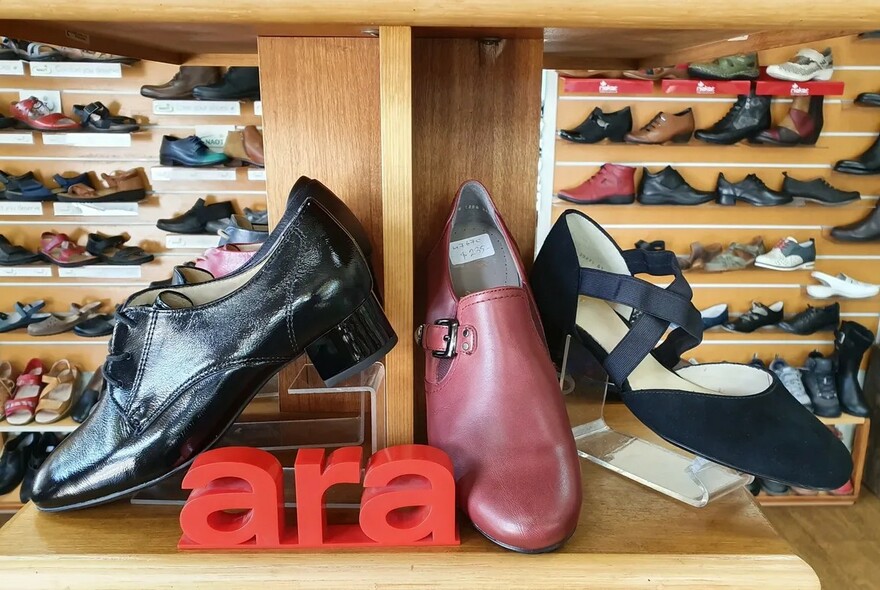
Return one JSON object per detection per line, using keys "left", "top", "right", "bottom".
{"left": 192, "top": 67, "right": 260, "bottom": 101}
{"left": 73, "top": 314, "right": 116, "bottom": 337}
{"left": 159, "top": 135, "right": 229, "bottom": 168}
{"left": 149, "top": 265, "right": 215, "bottom": 288}
{"left": 781, "top": 173, "right": 860, "bottom": 206}
{"left": 0, "top": 433, "right": 37, "bottom": 495}
{"left": 856, "top": 92, "right": 880, "bottom": 107}
{"left": 835, "top": 321, "right": 873, "bottom": 417}
{"left": 637, "top": 166, "right": 715, "bottom": 205}
{"left": 803, "top": 352, "right": 841, "bottom": 417}
{"left": 834, "top": 134, "right": 880, "bottom": 175}
{"left": 778, "top": 302, "right": 839, "bottom": 335}
{"left": 558, "top": 107, "right": 632, "bottom": 144}
{"left": 694, "top": 91, "right": 770, "bottom": 145}
{"left": 831, "top": 202, "right": 880, "bottom": 242}
{"left": 716, "top": 173, "right": 792, "bottom": 206}
{"left": 722, "top": 301, "right": 784, "bottom": 333}
{"left": 20, "top": 433, "right": 59, "bottom": 503}
{"left": 30, "top": 177, "right": 397, "bottom": 511}
{"left": 71, "top": 370, "right": 104, "bottom": 423}
{"left": 157, "top": 198, "right": 236, "bottom": 234}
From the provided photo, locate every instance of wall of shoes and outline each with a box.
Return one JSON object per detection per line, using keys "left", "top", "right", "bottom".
{"left": 0, "top": 48, "right": 266, "bottom": 508}
{"left": 543, "top": 34, "right": 877, "bottom": 505}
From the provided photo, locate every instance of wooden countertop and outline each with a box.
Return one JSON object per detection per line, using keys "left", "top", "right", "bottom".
{"left": 0, "top": 403, "right": 818, "bottom": 589}
{"left": 2, "top": 1, "right": 877, "bottom": 28}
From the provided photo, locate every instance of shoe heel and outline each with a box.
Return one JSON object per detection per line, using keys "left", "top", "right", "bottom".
{"left": 158, "top": 156, "right": 178, "bottom": 167}
{"left": 671, "top": 132, "right": 692, "bottom": 144}
{"left": 305, "top": 293, "right": 398, "bottom": 387}
{"left": 716, "top": 193, "right": 736, "bottom": 206}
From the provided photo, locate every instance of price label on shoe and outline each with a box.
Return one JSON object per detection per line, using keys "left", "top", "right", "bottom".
{"left": 53, "top": 202, "right": 139, "bottom": 216}
{"left": 0, "top": 60, "right": 25, "bottom": 76}
{"left": 0, "top": 202, "right": 43, "bottom": 215}
{"left": 150, "top": 166, "right": 237, "bottom": 182}
{"left": 59, "top": 266, "right": 142, "bottom": 278}
{"left": 247, "top": 169, "right": 266, "bottom": 181}
{"left": 194, "top": 125, "right": 236, "bottom": 153}
{"left": 28, "top": 62, "right": 122, "bottom": 78}
{"left": 0, "top": 266, "right": 53, "bottom": 277}
{"left": 166, "top": 235, "right": 221, "bottom": 249}
{"left": 18, "top": 90, "right": 62, "bottom": 113}
{"left": 0, "top": 132, "right": 34, "bottom": 145}
{"left": 152, "top": 100, "right": 241, "bottom": 116}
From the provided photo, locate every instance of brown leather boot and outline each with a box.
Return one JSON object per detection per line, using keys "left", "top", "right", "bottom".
{"left": 625, "top": 108, "right": 694, "bottom": 144}
{"left": 752, "top": 95, "right": 824, "bottom": 145}
{"left": 140, "top": 66, "right": 222, "bottom": 100}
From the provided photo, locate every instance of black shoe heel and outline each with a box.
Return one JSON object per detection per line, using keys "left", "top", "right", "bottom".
{"left": 716, "top": 193, "right": 736, "bottom": 206}
{"left": 158, "top": 156, "right": 179, "bottom": 166}
{"left": 306, "top": 293, "right": 398, "bottom": 387}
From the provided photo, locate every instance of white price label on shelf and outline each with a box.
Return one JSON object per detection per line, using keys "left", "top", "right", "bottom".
{"left": 0, "top": 266, "right": 52, "bottom": 277}
{"left": 59, "top": 265, "right": 142, "bottom": 279}
{"left": 0, "top": 202, "right": 43, "bottom": 215}
{"left": 247, "top": 168, "right": 266, "bottom": 181}
{"left": 254, "top": 101, "right": 262, "bottom": 116}
{"left": 152, "top": 100, "right": 241, "bottom": 116}
{"left": 0, "top": 132, "right": 34, "bottom": 145}
{"left": 150, "top": 166, "right": 237, "bottom": 182}
{"left": 53, "top": 202, "right": 139, "bottom": 216}
{"left": 0, "top": 61, "right": 25, "bottom": 76}
{"left": 41, "top": 133, "right": 132, "bottom": 148}
{"left": 165, "top": 235, "right": 221, "bottom": 249}
{"left": 18, "top": 90, "right": 62, "bottom": 113}
{"left": 28, "top": 61, "right": 122, "bottom": 79}
{"left": 195, "top": 125, "right": 236, "bottom": 152}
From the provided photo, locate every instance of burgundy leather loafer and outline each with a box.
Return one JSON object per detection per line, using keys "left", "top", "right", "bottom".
{"left": 419, "top": 180, "right": 581, "bottom": 553}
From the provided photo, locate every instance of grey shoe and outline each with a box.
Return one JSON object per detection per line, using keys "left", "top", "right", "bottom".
{"left": 218, "top": 215, "right": 269, "bottom": 245}
{"left": 205, "top": 216, "right": 235, "bottom": 234}
{"left": 755, "top": 237, "right": 816, "bottom": 271}
{"left": 27, "top": 301, "right": 102, "bottom": 336}
{"left": 802, "top": 351, "right": 841, "bottom": 417}
{"left": 770, "top": 357, "right": 813, "bottom": 410}
{"left": 703, "top": 238, "right": 766, "bottom": 272}
{"left": 244, "top": 207, "right": 268, "bottom": 225}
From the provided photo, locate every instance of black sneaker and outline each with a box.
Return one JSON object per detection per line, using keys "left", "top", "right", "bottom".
{"left": 781, "top": 173, "right": 860, "bottom": 206}
{"left": 802, "top": 351, "right": 842, "bottom": 417}
{"left": 558, "top": 107, "right": 632, "bottom": 144}
{"left": 778, "top": 302, "right": 839, "bottom": 335}
{"left": 637, "top": 166, "right": 716, "bottom": 205}
{"left": 722, "top": 301, "right": 784, "bottom": 333}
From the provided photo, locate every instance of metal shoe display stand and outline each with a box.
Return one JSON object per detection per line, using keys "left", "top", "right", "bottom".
{"left": 560, "top": 337, "right": 753, "bottom": 507}
{"left": 132, "top": 362, "right": 386, "bottom": 506}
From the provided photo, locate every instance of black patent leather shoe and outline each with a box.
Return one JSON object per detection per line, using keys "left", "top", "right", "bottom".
{"left": 834, "top": 134, "right": 880, "bottom": 175}
{"left": 781, "top": 173, "right": 860, "bottom": 205}
{"left": 716, "top": 173, "right": 792, "bottom": 206}
{"left": 558, "top": 107, "right": 632, "bottom": 144}
{"left": 0, "top": 432, "right": 37, "bottom": 495}
{"left": 192, "top": 67, "right": 260, "bottom": 101}
{"left": 157, "top": 198, "right": 236, "bottom": 234}
{"left": 778, "top": 302, "right": 839, "bottom": 335}
{"left": 694, "top": 91, "right": 770, "bottom": 145}
{"left": 530, "top": 209, "right": 852, "bottom": 489}
{"left": 637, "top": 166, "right": 715, "bottom": 205}
{"left": 30, "top": 177, "right": 397, "bottom": 511}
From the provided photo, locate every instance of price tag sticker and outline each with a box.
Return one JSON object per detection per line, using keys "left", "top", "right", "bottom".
{"left": 152, "top": 100, "right": 241, "bottom": 116}
{"left": 0, "top": 133, "right": 34, "bottom": 145}
{"left": 449, "top": 233, "right": 495, "bottom": 266}
{"left": 53, "top": 202, "right": 139, "bottom": 216}
{"left": 0, "top": 202, "right": 43, "bottom": 215}
{"left": 254, "top": 101, "right": 262, "bottom": 116}
{"left": 29, "top": 62, "right": 122, "bottom": 78}
{"left": 166, "top": 235, "right": 221, "bottom": 249}
{"left": 0, "top": 266, "right": 53, "bottom": 277}
{"left": 247, "top": 168, "right": 266, "bottom": 181}
{"left": 0, "top": 61, "right": 25, "bottom": 76}
{"left": 151, "top": 167, "right": 236, "bottom": 182}
{"left": 59, "top": 266, "right": 142, "bottom": 279}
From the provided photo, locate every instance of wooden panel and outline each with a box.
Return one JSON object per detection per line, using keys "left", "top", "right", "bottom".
{"left": 0, "top": 403, "right": 819, "bottom": 590}
{"left": 379, "top": 26, "right": 414, "bottom": 445}
{"left": 257, "top": 37, "right": 382, "bottom": 415}
{"left": 412, "top": 37, "right": 542, "bottom": 440}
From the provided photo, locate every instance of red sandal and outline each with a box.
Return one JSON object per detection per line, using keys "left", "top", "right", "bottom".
{"left": 4, "top": 359, "right": 45, "bottom": 426}
{"left": 40, "top": 232, "right": 98, "bottom": 267}
{"left": 10, "top": 97, "right": 80, "bottom": 132}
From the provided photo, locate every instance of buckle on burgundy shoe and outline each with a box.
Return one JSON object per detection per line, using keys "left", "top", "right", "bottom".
{"left": 415, "top": 318, "right": 459, "bottom": 358}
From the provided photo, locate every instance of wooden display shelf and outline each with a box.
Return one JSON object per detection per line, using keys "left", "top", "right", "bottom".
{"left": 756, "top": 492, "right": 857, "bottom": 506}
{"left": 0, "top": 416, "right": 78, "bottom": 433}
{"left": 0, "top": 403, "right": 820, "bottom": 589}
{"left": 818, "top": 414, "right": 868, "bottom": 426}
{"left": 0, "top": 484, "right": 23, "bottom": 512}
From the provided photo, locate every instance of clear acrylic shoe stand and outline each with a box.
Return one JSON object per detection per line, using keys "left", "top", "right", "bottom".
{"left": 131, "top": 362, "right": 385, "bottom": 508}
{"left": 560, "top": 337, "right": 753, "bottom": 507}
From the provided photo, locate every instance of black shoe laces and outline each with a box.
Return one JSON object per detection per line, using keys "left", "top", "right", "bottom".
{"left": 714, "top": 99, "right": 744, "bottom": 127}
{"left": 102, "top": 309, "right": 137, "bottom": 389}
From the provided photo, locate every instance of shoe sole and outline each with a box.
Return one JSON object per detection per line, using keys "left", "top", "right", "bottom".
{"left": 754, "top": 261, "right": 815, "bottom": 271}
{"left": 557, "top": 193, "right": 635, "bottom": 205}
{"left": 472, "top": 521, "right": 574, "bottom": 554}
{"left": 35, "top": 307, "right": 397, "bottom": 513}
{"left": 765, "top": 69, "right": 834, "bottom": 82}
{"left": 637, "top": 193, "right": 715, "bottom": 205}
{"left": 789, "top": 196, "right": 860, "bottom": 207}
{"left": 833, "top": 166, "right": 880, "bottom": 176}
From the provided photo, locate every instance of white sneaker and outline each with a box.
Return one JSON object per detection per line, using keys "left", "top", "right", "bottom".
{"left": 766, "top": 48, "right": 834, "bottom": 82}
{"left": 807, "top": 271, "right": 880, "bottom": 299}
{"left": 754, "top": 237, "right": 816, "bottom": 271}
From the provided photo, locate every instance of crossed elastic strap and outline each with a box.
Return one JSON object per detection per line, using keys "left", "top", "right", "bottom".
{"left": 578, "top": 247, "right": 703, "bottom": 386}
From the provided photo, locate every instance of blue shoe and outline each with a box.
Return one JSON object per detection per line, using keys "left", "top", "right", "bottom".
{"left": 700, "top": 303, "right": 728, "bottom": 330}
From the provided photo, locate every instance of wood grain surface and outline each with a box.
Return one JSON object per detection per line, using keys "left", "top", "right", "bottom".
{"left": 0, "top": 403, "right": 819, "bottom": 590}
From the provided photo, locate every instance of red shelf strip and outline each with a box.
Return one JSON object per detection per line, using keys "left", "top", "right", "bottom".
{"left": 755, "top": 80, "right": 845, "bottom": 96}
{"left": 661, "top": 79, "right": 751, "bottom": 96}
{"left": 561, "top": 77, "right": 654, "bottom": 95}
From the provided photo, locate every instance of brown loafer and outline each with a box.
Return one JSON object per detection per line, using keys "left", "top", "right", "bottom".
{"left": 625, "top": 108, "right": 695, "bottom": 144}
